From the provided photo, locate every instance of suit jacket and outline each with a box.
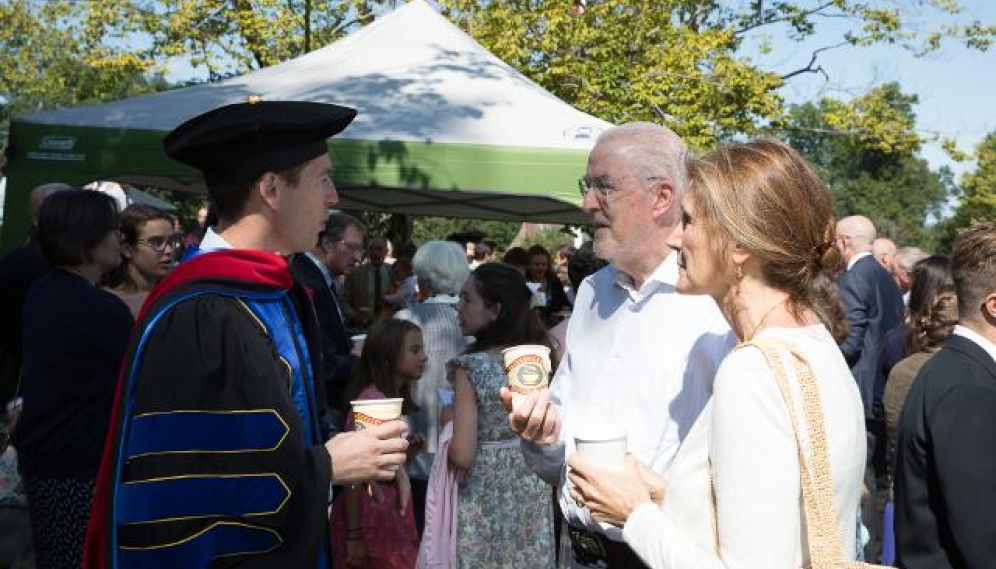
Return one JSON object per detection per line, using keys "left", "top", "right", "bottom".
{"left": 838, "top": 254, "right": 905, "bottom": 418}
{"left": 0, "top": 239, "right": 51, "bottom": 404}
{"left": 895, "top": 334, "right": 996, "bottom": 569}
{"left": 341, "top": 261, "right": 392, "bottom": 325}
{"left": 291, "top": 254, "right": 356, "bottom": 426}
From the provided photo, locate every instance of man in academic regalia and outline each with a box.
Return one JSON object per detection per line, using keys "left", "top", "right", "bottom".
{"left": 83, "top": 100, "right": 409, "bottom": 569}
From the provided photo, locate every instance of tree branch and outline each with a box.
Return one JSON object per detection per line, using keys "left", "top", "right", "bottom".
{"left": 734, "top": 1, "right": 836, "bottom": 36}
{"left": 779, "top": 41, "right": 848, "bottom": 81}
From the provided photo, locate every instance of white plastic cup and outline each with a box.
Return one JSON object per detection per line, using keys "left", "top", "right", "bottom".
{"left": 350, "top": 398, "right": 403, "bottom": 431}
{"left": 574, "top": 429, "right": 627, "bottom": 469}
{"left": 351, "top": 334, "right": 367, "bottom": 353}
{"left": 502, "top": 344, "right": 552, "bottom": 409}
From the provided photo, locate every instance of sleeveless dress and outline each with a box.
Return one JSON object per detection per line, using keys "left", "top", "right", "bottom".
{"left": 447, "top": 352, "right": 554, "bottom": 569}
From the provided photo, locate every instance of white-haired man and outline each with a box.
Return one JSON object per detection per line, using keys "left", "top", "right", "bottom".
{"left": 506, "top": 123, "right": 734, "bottom": 568}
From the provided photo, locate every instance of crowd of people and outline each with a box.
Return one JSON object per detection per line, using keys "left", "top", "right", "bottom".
{"left": 0, "top": 99, "right": 993, "bottom": 569}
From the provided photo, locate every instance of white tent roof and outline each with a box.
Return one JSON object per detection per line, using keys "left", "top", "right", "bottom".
{"left": 21, "top": 0, "right": 610, "bottom": 149}
{"left": 3, "top": 0, "right": 608, "bottom": 250}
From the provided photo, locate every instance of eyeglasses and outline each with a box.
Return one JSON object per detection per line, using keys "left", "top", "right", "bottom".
{"left": 138, "top": 234, "right": 183, "bottom": 253}
{"left": 336, "top": 241, "right": 365, "bottom": 254}
{"left": 578, "top": 175, "right": 663, "bottom": 200}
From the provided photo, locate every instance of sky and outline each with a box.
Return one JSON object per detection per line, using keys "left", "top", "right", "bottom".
{"left": 743, "top": 0, "right": 996, "bottom": 179}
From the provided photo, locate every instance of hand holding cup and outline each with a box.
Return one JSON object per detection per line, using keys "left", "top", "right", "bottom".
{"left": 325, "top": 421, "right": 408, "bottom": 484}
{"left": 501, "top": 386, "right": 561, "bottom": 445}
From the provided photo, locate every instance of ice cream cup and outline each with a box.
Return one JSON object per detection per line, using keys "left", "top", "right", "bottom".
{"left": 502, "top": 344, "right": 552, "bottom": 408}
{"left": 350, "top": 398, "right": 403, "bottom": 431}
{"left": 574, "top": 428, "right": 627, "bottom": 469}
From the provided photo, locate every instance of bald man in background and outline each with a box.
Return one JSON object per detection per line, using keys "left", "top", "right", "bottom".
{"left": 0, "top": 183, "right": 76, "bottom": 414}
{"left": 835, "top": 215, "right": 905, "bottom": 562}
{"left": 872, "top": 237, "right": 897, "bottom": 274}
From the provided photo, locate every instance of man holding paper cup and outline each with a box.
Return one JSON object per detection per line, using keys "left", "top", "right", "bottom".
{"left": 83, "top": 100, "right": 409, "bottom": 569}
{"left": 504, "top": 123, "right": 734, "bottom": 569}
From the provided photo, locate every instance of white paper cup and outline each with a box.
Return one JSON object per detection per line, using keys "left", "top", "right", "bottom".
{"left": 574, "top": 429, "right": 627, "bottom": 469}
{"left": 350, "top": 398, "right": 403, "bottom": 431}
{"left": 502, "top": 344, "right": 552, "bottom": 409}
{"left": 351, "top": 334, "right": 367, "bottom": 353}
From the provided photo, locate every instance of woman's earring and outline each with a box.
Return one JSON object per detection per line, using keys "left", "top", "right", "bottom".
{"left": 735, "top": 263, "right": 743, "bottom": 281}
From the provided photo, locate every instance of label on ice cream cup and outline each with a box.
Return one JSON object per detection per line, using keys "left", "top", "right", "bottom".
{"left": 502, "top": 345, "right": 552, "bottom": 408}
{"left": 350, "top": 398, "right": 403, "bottom": 431}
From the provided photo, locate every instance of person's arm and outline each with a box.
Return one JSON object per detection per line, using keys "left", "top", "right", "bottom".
{"left": 500, "top": 387, "right": 564, "bottom": 485}
{"left": 325, "top": 422, "right": 409, "bottom": 483}
{"left": 838, "top": 276, "right": 870, "bottom": 364}
{"left": 931, "top": 382, "right": 996, "bottom": 569}
{"left": 448, "top": 367, "right": 478, "bottom": 469}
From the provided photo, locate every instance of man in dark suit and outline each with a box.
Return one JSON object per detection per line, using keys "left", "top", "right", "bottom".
{"left": 895, "top": 222, "right": 996, "bottom": 569}
{"left": 292, "top": 212, "right": 366, "bottom": 434}
{"left": 835, "top": 214, "right": 905, "bottom": 561}
{"left": 0, "top": 183, "right": 74, "bottom": 413}
{"left": 342, "top": 235, "right": 392, "bottom": 328}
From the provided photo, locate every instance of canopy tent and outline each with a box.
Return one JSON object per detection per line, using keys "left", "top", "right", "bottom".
{"left": 1, "top": 0, "right": 611, "bottom": 251}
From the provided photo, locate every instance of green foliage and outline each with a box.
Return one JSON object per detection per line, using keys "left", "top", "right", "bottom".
{"left": 0, "top": 0, "right": 167, "bottom": 145}
{"left": 518, "top": 226, "right": 576, "bottom": 255}
{"left": 782, "top": 84, "right": 952, "bottom": 249}
{"left": 934, "top": 132, "right": 996, "bottom": 251}
{"left": 437, "top": 0, "right": 783, "bottom": 149}
{"left": 411, "top": 217, "right": 521, "bottom": 250}
{"left": 435, "top": 0, "right": 993, "bottom": 151}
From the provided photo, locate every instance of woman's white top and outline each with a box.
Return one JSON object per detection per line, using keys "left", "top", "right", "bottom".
{"left": 623, "top": 325, "right": 866, "bottom": 569}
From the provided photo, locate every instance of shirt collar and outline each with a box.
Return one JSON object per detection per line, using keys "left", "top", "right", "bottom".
{"left": 302, "top": 251, "right": 334, "bottom": 288}
{"left": 423, "top": 293, "right": 459, "bottom": 305}
{"left": 847, "top": 251, "right": 872, "bottom": 271}
{"left": 953, "top": 324, "right": 996, "bottom": 366}
{"left": 198, "top": 227, "right": 233, "bottom": 252}
{"left": 613, "top": 251, "right": 678, "bottom": 296}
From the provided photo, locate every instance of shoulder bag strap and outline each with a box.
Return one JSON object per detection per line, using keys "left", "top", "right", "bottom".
{"left": 738, "top": 339, "right": 844, "bottom": 569}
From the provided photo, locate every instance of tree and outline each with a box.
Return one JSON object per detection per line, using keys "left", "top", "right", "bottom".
{"left": 782, "top": 83, "right": 951, "bottom": 248}
{"left": 434, "top": 0, "right": 993, "bottom": 150}
{"left": 935, "top": 131, "right": 996, "bottom": 251}
{"left": 0, "top": 0, "right": 168, "bottom": 151}
{"left": 410, "top": 217, "right": 521, "bottom": 250}
{"left": 29, "top": 0, "right": 396, "bottom": 81}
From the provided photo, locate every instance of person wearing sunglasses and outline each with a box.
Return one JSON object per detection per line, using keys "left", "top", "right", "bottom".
{"left": 105, "top": 204, "right": 181, "bottom": 317}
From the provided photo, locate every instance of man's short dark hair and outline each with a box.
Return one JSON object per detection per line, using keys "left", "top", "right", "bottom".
{"left": 320, "top": 212, "right": 366, "bottom": 246}
{"left": 473, "top": 240, "right": 493, "bottom": 260}
{"left": 36, "top": 190, "right": 119, "bottom": 267}
{"left": 951, "top": 221, "right": 996, "bottom": 322}
{"left": 208, "top": 162, "right": 308, "bottom": 221}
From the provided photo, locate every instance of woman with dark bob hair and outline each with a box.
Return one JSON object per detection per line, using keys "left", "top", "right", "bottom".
{"left": 567, "top": 140, "right": 867, "bottom": 568}
{"left": 12, "top": 190, "right": 134, "bottom": 569}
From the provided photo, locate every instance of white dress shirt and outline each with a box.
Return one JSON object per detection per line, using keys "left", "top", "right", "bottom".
{"left": 622, "top": 325, "right": 866, "bottom": 568}
{"left": 846, "top": 251, "right": 872, "bottom": 272}
{"left": 197, "top": 227, "right": 232, "bottom": 251}
{"left": 522, "top": 252, "right": 734, "bottom": 544}
{"left": 953, "top": 324, "right": 996, "bottom": 366}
